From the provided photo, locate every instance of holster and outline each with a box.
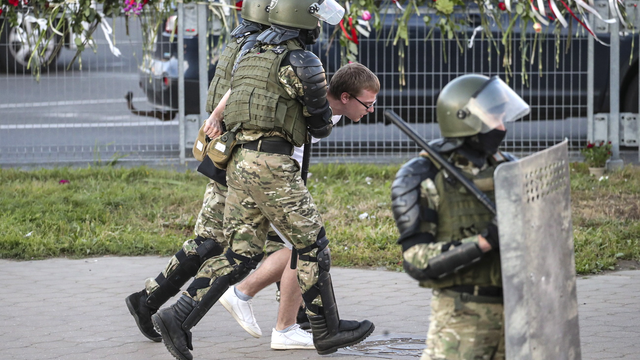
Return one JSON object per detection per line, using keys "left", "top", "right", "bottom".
{"left": 207, "top": 124, "right": 241, "bottom": 170}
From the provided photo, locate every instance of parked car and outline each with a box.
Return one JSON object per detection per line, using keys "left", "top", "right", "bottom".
{"left": 133, "top": 5, "right": 217, "bottom": 121}
{"left": 134, "top": 6, "right": 639, "bottom": 126}
{"left": 0, "top": 7, "right": 105, "bottom": 74}
{"left": 0, "top": 18, "right": 61, "bottom": 73}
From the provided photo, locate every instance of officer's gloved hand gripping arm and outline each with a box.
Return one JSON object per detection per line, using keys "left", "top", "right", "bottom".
{"left": 479, "top": 217, "right": 500, "bottom": 251}
{"left": 286, "top": 49, "right": 333, "bottom": 139}
{"left": 391, "top": 157, "right": 499, "bottom": 282}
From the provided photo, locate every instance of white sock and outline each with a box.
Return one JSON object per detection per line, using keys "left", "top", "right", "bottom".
{"left": 234, "top": 287, "right": 252, "bottom": 301}
{"left": 277, "top": 324, "right": 296, "bottom": 333}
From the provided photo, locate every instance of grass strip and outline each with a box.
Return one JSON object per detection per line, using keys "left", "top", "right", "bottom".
{"left": 1, "top": 162, "right": 638, "bottom": 275}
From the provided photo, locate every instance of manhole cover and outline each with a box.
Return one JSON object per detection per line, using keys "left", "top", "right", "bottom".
{"left": 344, "top": 335, "right": 426, "bottom": 357}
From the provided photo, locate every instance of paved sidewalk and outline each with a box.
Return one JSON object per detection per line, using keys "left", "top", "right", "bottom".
{"left": 0, "top": 256, "right": 638, "bottom": 360}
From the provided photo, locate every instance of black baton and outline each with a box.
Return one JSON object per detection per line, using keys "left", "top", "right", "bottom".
{"left": 301, "top": 141, "right": 311, "bottom": 185}
{"left": 384, "top": 110, "right": 497, "bottom": 215}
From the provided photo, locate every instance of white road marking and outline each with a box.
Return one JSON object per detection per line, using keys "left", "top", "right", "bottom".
{"left": 1, "top": 120, "right": 177, "bottom": 130}
{"left": 0, "top": 97, "right": 148, "bottom": 109}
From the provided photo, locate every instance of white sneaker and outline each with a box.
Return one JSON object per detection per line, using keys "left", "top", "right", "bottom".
{"left": 220, "top": 286, "right": 262, "bottom": 338}
{"left": 271, "top": 324, "right": 315, "bottom": 350}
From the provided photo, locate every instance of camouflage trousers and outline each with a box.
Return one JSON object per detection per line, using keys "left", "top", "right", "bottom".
{"left": 189, "top": 148, "right": 324, "bottom": 311}
{"left": 422, "top": 289, "right": 505, "bottom": 360}
{"left": 145, "top": 179, "right": 284, "bottom": 296}
{"left": 144, "top": 180, "right": 228, "bottom": 295}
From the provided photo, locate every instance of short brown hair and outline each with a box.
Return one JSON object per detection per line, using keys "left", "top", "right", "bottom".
{"left": 328, "top": 63, "right": 380, "bottom": 98}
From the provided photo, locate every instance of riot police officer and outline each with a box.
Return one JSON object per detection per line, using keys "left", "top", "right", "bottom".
{"left": 391, "top": 74, "right": 530, "bottom": 360}
{"left": 124, "top": 0, "right": 271, "bottom": 343}
{"left": 151, "top": 1, "right": 375, "bottom": 359}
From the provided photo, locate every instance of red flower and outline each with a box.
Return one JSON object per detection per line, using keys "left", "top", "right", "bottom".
{"left": 8, "top": 0, "right": 19, "bottom": 6}
{"left": 586, "top": 143, "right": 594, "bottom": 148}
{"left": 498, "top": 2, "right": 507, "bottom": 11}
{"left": 0, "top": 9, "right": 3, "bottom": 16}
{"left": 59, "top": 179, "right": 70, "bottom": 184}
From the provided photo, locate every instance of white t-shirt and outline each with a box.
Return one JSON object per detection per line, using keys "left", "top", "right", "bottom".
{"left": 292, "top": 114, "right": 343, "bottom": 163}
{"left": 272, "top": 114, "right": 342, "bottom": 249}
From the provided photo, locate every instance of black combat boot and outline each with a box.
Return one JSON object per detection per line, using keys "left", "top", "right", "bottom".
{"left": 125, "top": 290, "right": 162, "bottom": 342}
{"left": 152, "top": 295, "right": 198, "bottom": 360}
{"left": 309, "top": 314, "right": 375, "bottom": 355}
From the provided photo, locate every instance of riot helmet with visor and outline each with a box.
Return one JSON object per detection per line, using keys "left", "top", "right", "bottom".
{"left": 267, "top": 0, "right": 344, "bottom": 29}
{"left": 436, "top": 74, "right": 529, "bottom": 139}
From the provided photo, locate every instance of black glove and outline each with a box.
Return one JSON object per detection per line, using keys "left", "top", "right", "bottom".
{"left": 481, "top": 219, "right": 500, "bottom": 251}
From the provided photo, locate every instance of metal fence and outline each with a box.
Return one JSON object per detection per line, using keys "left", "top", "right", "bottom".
{"left": 1, "top": 5, "right": 638, "bottom": 168}
{"left": 0, "top": 13, "right": 181, "bottom": 167}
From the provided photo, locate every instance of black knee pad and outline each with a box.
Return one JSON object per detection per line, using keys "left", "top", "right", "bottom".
{"left": 297, "top": 227, "right": 330, "bottom": 269}
{"left": 194, "top": 236, "right": 224, "bottom": 262}
{"left": 147, "top": 236, "right": 223, "bottom": 308}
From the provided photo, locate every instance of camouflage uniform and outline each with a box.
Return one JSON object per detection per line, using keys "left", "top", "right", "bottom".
{"left": 144, "top": 180, "right": 230, "bottom": 295}
{"left": 151, "top": 1, "right": 375, "bottom": 355}
{"left": 138, "top": 21, "right": 290, "bottom": 306}
{"left": 392, "top": 73, "right": 529, "bottom": 360}
{"left": 425, "top": 290, "right": 504, "bottom": 360}
{"left": 398, "top": 153, "right": 507, "bottom": 360}
{"left": 224, "top": 149, "right": 324, "bottom": 295}
{"left": 141, "top": 35, "right": 295, "bottom": 297}
{"left": 186, "top": 55, "right": 324, "bottom": 304}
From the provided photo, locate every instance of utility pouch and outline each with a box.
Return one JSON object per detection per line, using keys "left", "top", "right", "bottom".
{"left": 207, "top": 123, "right": 241, "bottom": 170}
{"left": 192, "top": 123, "right": 211, "bottom": 162}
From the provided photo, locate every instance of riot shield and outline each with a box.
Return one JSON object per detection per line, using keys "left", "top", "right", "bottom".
{"left": 494, "top": 140, "right": 581, "bottom": 360}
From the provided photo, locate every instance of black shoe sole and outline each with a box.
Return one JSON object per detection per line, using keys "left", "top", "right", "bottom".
{"left": 316, "top": 323, "right": 376, "bottom": 355}
{"left": 125, "top": 296, "right": 162, "bottom": 342}
{"left": 152, "top": 313, "right": 193, "bottom": 360}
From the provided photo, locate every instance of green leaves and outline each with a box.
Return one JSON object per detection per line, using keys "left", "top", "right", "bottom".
{"left": 434, "top": 0, "right": 455, "bottom": 15}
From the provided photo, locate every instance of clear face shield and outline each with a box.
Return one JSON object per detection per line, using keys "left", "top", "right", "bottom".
{"left": 309, "top": 0, "right": 345, "bottom": 25}
{"left": 462, "top": 76, "right": 530, "bottom": 133}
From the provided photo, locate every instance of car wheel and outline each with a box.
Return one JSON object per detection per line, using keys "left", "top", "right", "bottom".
{"left": 622, "top": 72, "right": 638, "bottom": 113}
{"left": 0, "top": 20, "right": 60, "bottom": 74}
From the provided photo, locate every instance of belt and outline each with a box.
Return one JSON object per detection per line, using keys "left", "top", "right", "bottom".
{"left": 241, "top": 138, "right": 294, "bottom": 156}
{"left": 446, "top": 285, "right": 503, "bottom": 297}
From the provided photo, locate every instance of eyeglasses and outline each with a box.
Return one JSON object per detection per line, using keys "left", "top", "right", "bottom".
{"left": 348, "top": 93, "right": 376, "bottom": 110}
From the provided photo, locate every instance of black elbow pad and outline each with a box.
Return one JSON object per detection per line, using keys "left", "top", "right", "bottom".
{"left": 308, "top": 121, "right": 333, "bottom": 138}
{"left": 306, "top": 103, "right": 333, "bottom": 138}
